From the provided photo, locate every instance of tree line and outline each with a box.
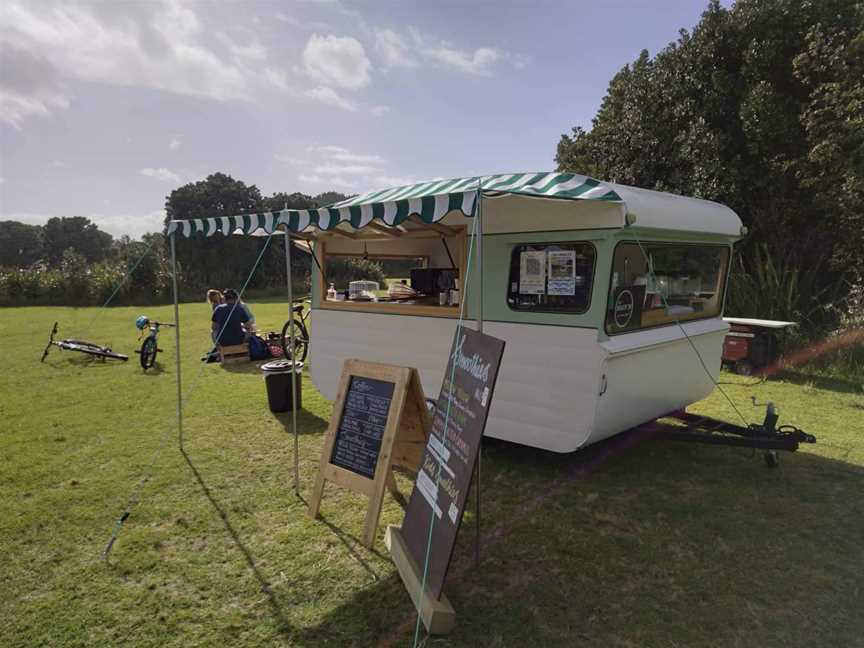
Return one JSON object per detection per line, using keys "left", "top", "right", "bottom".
{"left": 0, "top": 173, "right": 347, "bottom": 306}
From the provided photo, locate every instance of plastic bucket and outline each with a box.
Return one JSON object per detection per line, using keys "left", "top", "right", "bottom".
{"left": 261, "top": 360, "right": 303, "bottom": 412}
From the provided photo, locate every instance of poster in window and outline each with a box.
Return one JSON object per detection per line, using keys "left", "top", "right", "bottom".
{"left": 547, "top": 250, "right": 576, "bottom": 296}
{"left": 519, "top": 250, "right": 546, "bottom": 294}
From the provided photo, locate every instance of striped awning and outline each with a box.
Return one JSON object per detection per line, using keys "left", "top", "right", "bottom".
{"left": 166, "top": 172, "right": 623, "bottom": 237}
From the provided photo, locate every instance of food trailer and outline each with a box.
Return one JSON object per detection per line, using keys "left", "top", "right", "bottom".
{"left": 296, "top": 172, "right": 744, "bottom": 453}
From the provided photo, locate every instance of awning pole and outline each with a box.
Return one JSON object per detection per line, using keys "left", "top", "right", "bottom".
{"left": 169, "top": 233, "right": 183, "bottom": 449}
{"left": 285, "top": 230, "right": 300, "bottom": 494}
{"left": 475, "top": 188, "right": 483, "bottom": 568}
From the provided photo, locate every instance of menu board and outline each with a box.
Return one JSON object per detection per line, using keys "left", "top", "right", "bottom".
{"left": 401, "top": 327, "right": 506, "bottom": 600}
{"left": 330, "top": 376, "right": 395, "bottom": 479}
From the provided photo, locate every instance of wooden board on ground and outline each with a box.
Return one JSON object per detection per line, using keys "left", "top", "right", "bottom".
{"left": 308, "top": 359, "right": 430, "bottom": 548}
{"left": 219, "top": 343, "right": 249, "bottom": 364}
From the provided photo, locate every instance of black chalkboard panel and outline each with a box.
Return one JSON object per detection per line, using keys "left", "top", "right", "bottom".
{"left": 330, "top": 376, "right": 395, "bottom": 479}
{"left": 401, "top": 327, "right": 505, "bottom": 600}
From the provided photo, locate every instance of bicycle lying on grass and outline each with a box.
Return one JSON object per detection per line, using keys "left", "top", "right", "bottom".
{"left": 41, "top": 322, "right": 129, "bottom": 363}
{"left": 135, "top": 316, "right": 175, "bottom": 370}
{"left": 280, "top": 299, "right": 310, "bottom": 362}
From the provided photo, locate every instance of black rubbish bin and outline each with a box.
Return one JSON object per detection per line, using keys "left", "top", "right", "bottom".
{"left": 261, "top": 360, "right": 303, "bottom": 412}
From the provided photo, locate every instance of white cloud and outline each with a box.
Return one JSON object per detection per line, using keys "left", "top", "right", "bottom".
{"left": 0, "top": 0, "right": 288, "bottom": 126}
{"left": 305, "top": 86, "right": 357, "bottom": 111}
{"left": 169, "top": 136, "right": 182, "bottom": 151}
{"left": 302, "top": 34, "right": 370, "bottom": 90}
{"left": 307, "top": 145, "right": 384, "bottom": 164}
{"left": 298, "top": 173, "right": 357, "bottom": 189}
{"left": 4, "top": 210, "right": 166, "bottom": 239}
{"left": 424, "top": 44, "right": 499, "bottom": 76}
{"left": 374, "top": 26, "right": 514, "bottom": 77}
{"left": 371, "top": 175, "right": 417, "bottom": 188}
{"left": 140, "top": 167, "right": 181, "bottom": 182}
{"left": 374, "top": 29, "right": 418, "bottom": 68}
{"left": 371, "top": 105, "right": 390, "bottom": 117}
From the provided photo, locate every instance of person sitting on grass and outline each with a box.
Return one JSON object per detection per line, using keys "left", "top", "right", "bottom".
{"left": 206, "top": 289, "right": 223, "bottom": 311}
{"left": 212, "top": 288, "right": 250, "bottom": 347}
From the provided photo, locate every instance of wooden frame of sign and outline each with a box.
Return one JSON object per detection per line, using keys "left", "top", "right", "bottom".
{"left": 308, "top": 359, "right": 430, "bottom": 548}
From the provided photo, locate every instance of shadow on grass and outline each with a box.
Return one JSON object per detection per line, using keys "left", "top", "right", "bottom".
{"left": 297, "top": 423, "right": 864, "bottom": 647}
{"left": 272, "top": 407, "right": 328, "bottom": 436}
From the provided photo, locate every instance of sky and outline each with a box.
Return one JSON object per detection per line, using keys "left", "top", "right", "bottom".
{"left": 0, "top": 0, "right": 718, "bottom": 239}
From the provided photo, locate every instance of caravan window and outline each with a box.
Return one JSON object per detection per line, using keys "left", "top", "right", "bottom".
{"left": 606, "top": 242, "right": 730, "bottom": 334}
{"left": 507, "top": 242, "right": 596, "bottom": 313}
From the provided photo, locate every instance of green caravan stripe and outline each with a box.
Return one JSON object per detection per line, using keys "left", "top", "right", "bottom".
{"left": 349, "top": 205, "right": 362, "bottom": 228}
{"left": 372, "top": 202, "right": 385, "bottom": 221}
{"left": 447, "top": 192, "right": 464, "bottom": 212}
{"left": 327, "top": 208, "right": 341, "bottom": 229}
{"left": 189, "top": 219, "right": 198, "bottom": 236}
{"left": 420, "top": 196, "right": 435, "bottom": 222}
{"left": 307, "top": 208, "right": 319, "bottom": 230}
{"left": 393, "top": 200, "right": 409, "bottom": 225}
{"left": 505, "top": 172, "right": 548, "bottom": 190}
{"left": 203, "top": 219, "right": 213, "bottom": 236}
{"left": 483, "top": 173, "right": 523, "bottom": 191}
{"left": 597, "top": 190, "right": 623, "bottom": 201}
{"left": 534, "top": 173, "right": 574, "bottom": 194}
{"left": 557, "top": 179, "right": 599, "bottom": 198}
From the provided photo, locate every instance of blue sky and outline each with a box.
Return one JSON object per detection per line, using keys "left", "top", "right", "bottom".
{"left": 0, "top": 1, "right": 718, "bottom": 238}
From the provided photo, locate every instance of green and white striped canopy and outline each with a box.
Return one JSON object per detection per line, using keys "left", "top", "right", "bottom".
{"left": 166, "top": 172, "right": 623, "bottom": 237}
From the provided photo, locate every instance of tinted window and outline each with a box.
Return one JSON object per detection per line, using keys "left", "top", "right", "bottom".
{"left": 606, "top": 242, "right": 729, "bottom": 334}
{"left": 507, "top": 242, "right": 595, "bottom": 313}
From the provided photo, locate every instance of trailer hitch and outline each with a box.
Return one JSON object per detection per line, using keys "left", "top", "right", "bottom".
{"left": 659, "top": 402, "right": 815, "bottom": 467}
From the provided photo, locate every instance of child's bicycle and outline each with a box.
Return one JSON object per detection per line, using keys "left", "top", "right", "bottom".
{"left": 41, "top": 322, "right": 129, "bottom": 362}
{"left": 135, "top": 316, "right": 175, "bottom": 370}
{"left": 280, "top": 299, "right": 310, "bottom": 362}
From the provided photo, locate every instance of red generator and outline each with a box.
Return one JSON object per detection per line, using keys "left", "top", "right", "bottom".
{"left": 722, "top": 317, "right": 796, "bottom": 375}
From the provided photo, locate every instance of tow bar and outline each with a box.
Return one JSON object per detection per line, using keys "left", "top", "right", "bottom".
{"left": 658, "top": 401, "right": 816, "bottom": 467}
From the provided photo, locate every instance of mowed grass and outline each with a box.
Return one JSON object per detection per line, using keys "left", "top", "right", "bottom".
{"left": 1, "top": 304, "right": 862, "bottom": 648}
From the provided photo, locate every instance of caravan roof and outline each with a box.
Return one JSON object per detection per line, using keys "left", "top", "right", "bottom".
{"left": 166, "top": 172, "right": 742, "bottom": 239}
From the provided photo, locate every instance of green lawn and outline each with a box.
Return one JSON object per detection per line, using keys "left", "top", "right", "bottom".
{"left": 1, "top": 304, "right": 862, "bottom": 647}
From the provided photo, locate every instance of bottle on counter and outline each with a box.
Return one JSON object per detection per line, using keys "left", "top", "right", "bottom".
{"left": 327, "top": 283, "right": 336, "bottom": 300}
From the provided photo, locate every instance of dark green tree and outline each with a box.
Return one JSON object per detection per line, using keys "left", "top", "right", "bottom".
{"left": 556, "top": 0, "right": 863, "bottom": 333}
{"left": 0, "top": 221, "right": 43, "bottom": 267}
{"left": 42, "top": 216, "right": 113, "bottom": 265}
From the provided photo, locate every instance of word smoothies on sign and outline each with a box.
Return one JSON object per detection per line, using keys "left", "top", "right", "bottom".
{"left": 401, "top": 326, "right": 506, "bottom": 599}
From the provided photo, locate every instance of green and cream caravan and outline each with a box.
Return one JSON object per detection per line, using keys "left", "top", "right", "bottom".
{"left": 169, "top": 172, "right": 743, "bottom": 453}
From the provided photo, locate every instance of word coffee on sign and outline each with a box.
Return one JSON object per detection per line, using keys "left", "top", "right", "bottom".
{"left": 330, "top": 376, "right": 395, "bottom": 479}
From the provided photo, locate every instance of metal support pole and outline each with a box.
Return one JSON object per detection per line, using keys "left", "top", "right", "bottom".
{"left": 475, "top": 189, "right": 483, "bottom": 567}
{"left": 284, "top": 231, "right": 300, "bottom": 494}
{"left": 169, "top": 234, "right": 183, "bottom": 449}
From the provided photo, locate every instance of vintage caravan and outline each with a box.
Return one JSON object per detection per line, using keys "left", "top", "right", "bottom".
{"left": 289, "top": 172, "right": 743, "bottom": 453}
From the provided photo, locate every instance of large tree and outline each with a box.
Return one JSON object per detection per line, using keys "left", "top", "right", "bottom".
{"left": 42, "top": 216, "right": 113, "bottom": 265}
{"left": 556, "top": 0, "right": 863, "bottom": 328}
{"left": 164, "top": 173, "right": 346, "bottom": 295}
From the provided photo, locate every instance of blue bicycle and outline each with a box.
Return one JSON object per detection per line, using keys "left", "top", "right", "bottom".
{"left": 135, "top": 316, "right": 175, "bottom": 370}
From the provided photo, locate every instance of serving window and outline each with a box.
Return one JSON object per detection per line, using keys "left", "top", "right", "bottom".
{"left": 606, "top": 242, "right": 730, "bottom": 334}
{"left": 506, "top": 242, "right": 596, "bottom": 313}
{"left": 315, "top": 224, "right": 467, "bottom": 318}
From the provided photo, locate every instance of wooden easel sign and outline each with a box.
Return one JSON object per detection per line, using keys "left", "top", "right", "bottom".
{"left": 308, "top": 359, "right": 430, "bottom": 548}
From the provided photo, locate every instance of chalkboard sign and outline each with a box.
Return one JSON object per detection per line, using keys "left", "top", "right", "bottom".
{"left": 330, "top": 376, "right": 395, "bottom": 478}
{"left": 309, "top": 360, "right": 431, "bottom": 548}
{"left": 401, "top": 327, "right": 506, "bottom": 600}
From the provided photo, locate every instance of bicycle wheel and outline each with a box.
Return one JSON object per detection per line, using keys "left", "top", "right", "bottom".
{"left": 280, "top": 316, "right": 309, "bottom": 363}
{"left": 59, "top": 340, "right": 129, "bottom": 361}
{"left": 139, "top": 336, "right": 157, "bottom": 370}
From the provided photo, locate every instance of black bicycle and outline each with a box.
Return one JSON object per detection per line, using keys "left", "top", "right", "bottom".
{"left": 280, "top": 300, "right": 310, "bottom": 363}
{"left": 135, "top": 316, "right": 175, "bottom": 370}
{"left": 41, "top": 322, "right": 129, "bottom": 363}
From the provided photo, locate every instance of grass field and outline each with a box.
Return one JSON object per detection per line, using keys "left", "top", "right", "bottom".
{"left": 1, "top": 304, "right": 862, "bottom": 648}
